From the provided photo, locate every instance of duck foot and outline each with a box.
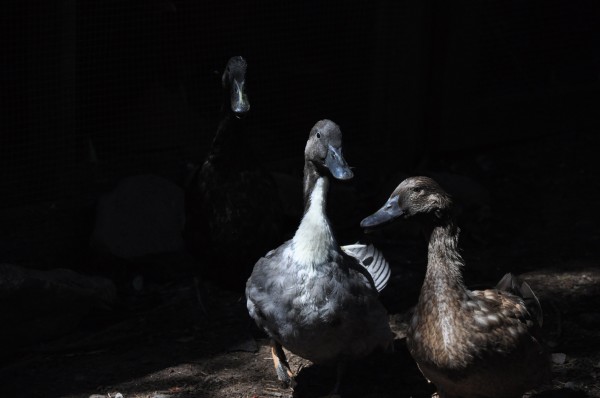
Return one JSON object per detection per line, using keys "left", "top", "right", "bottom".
{"left": 271, "top": 340, "right": 297, "bottom": 388}
{"left": 432, "top": 389, "right": 458, "bottom": 398}
{"left": 329, "top": 361, "right": 346, "bottom": 396}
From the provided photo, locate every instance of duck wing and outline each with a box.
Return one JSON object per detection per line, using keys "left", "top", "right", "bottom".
{"left": 495, "top": 273, "right": 543, "bottom": 327}
{"left": 341, "top": 243, "right": 390, "bottom": 292}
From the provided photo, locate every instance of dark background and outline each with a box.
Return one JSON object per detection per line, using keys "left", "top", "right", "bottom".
{"left": 3, "top": 0, "right": 599, "bottom": 264}
{"left": 1, "top": 1, "right": 600, "bottom": 397}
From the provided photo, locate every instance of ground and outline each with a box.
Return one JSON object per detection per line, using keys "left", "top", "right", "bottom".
{"left": 1, "top": 130, "right": 599, "bottom": 398}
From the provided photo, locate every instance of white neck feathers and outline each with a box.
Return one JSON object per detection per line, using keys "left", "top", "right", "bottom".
{"left": 291, "top": 177, "right": 335, "bottom": 267}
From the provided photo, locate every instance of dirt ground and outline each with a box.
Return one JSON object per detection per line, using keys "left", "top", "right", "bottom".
{"left": 2, "top": 130, "right": 600, "bottom": 398}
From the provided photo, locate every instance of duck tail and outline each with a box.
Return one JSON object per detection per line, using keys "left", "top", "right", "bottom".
{"left": 496, "top": 273, "right": 543, "bottom": 327}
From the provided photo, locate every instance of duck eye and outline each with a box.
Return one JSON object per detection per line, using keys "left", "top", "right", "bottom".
{"left": 316, "top": 132, "right": 321, "bottom": 139}
{"left": 412, "top": 187, "right": 423, "bottom": 193}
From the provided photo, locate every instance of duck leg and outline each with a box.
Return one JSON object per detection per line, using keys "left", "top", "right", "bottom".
{"left": 270, "top": 340, "right": 296, "bottom": 388}
{"left": 326, "top": 361, "right": 347, "bottom": 397}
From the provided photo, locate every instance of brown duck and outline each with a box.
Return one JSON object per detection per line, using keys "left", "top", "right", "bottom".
{"left": 361, "top": 176, "right": 550, "bottom": 398}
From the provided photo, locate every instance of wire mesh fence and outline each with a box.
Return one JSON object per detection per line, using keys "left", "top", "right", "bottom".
{"left": 1, "top": 0, "right": 598, "bottom": 264}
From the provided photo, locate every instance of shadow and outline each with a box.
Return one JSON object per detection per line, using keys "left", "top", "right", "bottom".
{"left": 0, "top": 277, "right": 254, "bottom": 397}
{"left": 293, "top": 340, "right": 433, "bottom": 398}
{"left": 532, "top": 388, "right": 588, "bottom": 398}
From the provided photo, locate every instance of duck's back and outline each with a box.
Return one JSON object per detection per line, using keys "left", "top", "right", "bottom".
{"left": 246, "top": 243, "right": 392, "bottom": 364}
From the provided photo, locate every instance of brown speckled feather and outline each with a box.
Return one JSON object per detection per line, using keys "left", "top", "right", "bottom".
{"left": 364, "top": 177, "right": 551, "bottom": 398}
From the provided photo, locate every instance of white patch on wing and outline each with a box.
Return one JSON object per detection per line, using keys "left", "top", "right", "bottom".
{"left": 292, "top": 177, "right": 334, "bottom": 267}
{"left": 341, "top": 243, "right": 391, "bottom": 292}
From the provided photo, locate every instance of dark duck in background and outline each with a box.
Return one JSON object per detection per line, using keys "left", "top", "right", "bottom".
{"left": 361, "top": 176, "right": 550, "bottom": 398}
{"left": 184, "top": 56, "right": 284, "bottom": 290}
{"left": 246, "top": 120, "right": 393, "bottom": 394}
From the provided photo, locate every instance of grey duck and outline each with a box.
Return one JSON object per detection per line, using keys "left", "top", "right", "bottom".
{"left": 246, "top": 120, "right": 393, "bottom": 392}
{"left": 361, "top": 176, "right": 550, "bottom": 398}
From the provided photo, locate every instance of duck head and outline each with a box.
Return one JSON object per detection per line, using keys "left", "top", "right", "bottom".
{"left": 361, "top": 176, "right": 452, "bottom": 228}
{"left": 305, "top": 120, "right": 353, "bottom": 180}
{"left": 222, "top": 56, "right": 250, "bottom": 117}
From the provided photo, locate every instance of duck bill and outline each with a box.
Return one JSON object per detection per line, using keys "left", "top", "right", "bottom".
{"left": 231, "top": 79, "right": 250, "bottom": 117}
{"left": 325, "top": 145, "right": 353, "bottom": 180}
{"left": 360, "top": 197, "right": 403, "bottom": 228}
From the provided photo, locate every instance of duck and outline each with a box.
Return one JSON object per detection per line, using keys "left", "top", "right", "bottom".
{"left": 246, "top": 119, "right": 393, "bottom": 393}
{"left": 184, "top": 56, "right": 284, "bottom": 289}
{"left": 361, "top": 176, "right": 550, "bottom": 398}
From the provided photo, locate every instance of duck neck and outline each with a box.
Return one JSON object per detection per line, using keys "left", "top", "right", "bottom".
{"left": 412, "top": 219, "right": 468, "bottom": 355}
{"left": 207, "top": 111, "right": 235, "bottom": 158}
{"left": 302, "top": 161, "right": 322, "bottom": 208}
{"left": 291, "top": 161, "right": 336, "bottom": 266}
{"left": 421, "top": 220, "right": 467, "bottom": 299}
